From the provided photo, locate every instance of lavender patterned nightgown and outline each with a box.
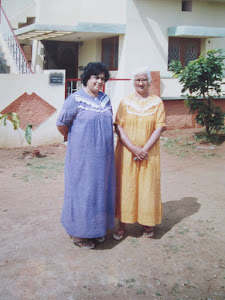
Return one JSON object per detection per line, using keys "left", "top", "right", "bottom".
{"left": 56, "top": 89, "right": 116, "bottom": 238}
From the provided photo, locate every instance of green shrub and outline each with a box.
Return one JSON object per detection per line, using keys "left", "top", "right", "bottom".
{"left": 169, "top": 49, "right": 225, "bottom": 137}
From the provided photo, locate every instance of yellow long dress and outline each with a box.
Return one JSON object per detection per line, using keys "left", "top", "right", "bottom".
{"left": 114, "top": 93, "right": 166, "bottom": 226}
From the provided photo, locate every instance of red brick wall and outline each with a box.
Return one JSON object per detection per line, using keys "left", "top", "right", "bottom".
{"left": 163, "top": 98, "right": 225, "bottom": 130}
{"left": 1, "top": 93, "right": 56, "bottom": 130}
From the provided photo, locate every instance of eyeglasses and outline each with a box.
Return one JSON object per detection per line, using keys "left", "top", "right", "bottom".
{"left": 91, "top": 75, "right": 106, "bottom": 81}
{"left": 134, "top": 78, "right": 148, "bottom": 83}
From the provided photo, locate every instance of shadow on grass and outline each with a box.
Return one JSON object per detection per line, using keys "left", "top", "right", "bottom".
{"left": 95, "top": 197, "right": 200, "bottom": 250}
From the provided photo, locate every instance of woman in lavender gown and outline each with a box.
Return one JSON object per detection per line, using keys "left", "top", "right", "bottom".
{"left": 57, "top": 62, "right": 116, "bottom": 249}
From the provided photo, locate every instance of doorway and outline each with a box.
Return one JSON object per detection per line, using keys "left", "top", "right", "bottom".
{"left": 43, "top": 41, "right": 79, "bottom": 79}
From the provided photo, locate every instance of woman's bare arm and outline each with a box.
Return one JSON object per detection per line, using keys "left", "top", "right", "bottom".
{"left": 115, "top": 125, "right": 165, "bottom": 161}
{"left": 115, "top": 124, "right": 146, "bottom": 159}
{"left": 57, "top": 125, "right": 69, "bottom": 139}
{"left": 142, "top": 127, "right": 165, "bottom": 153}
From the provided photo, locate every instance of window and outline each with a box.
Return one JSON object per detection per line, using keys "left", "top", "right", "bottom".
{"left": 182, "top": 0, "right": 192, "bottom": 12}
{"left": 102, "top": 36, "right": 118, "bottom": 70}
{"left": 168, "top": 37, "right": 200, "bottom": 68}
{"left": 21, "top": 44, "right": 32, "bottom": 66}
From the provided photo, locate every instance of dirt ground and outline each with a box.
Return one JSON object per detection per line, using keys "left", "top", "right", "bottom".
{"left": 0, "top": 129, "right": 225, "bottom": 300}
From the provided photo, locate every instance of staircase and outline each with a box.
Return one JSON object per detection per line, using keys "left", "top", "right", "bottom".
{"left": 0, "top": 3, "right": 33, "bottom": 74}
{"left": 0, "top": 46, "right": 10, "bottom": 73}
{"left": 18, "top": 16, "right": 35, "bottom": 29}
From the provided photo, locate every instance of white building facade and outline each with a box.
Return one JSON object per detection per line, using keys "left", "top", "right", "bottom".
{"left": 2, "top": 0, "right": 225, "bottom": 78}
{"left": 0, "top": 0, "right": 225, "bottom": 147}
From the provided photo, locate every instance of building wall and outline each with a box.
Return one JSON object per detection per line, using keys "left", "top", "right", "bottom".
{"left": 1, "top": 0, "right": 36, "bottom": 29}
{"left": 2, "top": 0, "right": 127, "bottom": 26}
{"left": 31, "top": 40, "right": 45, "bottom": 74}
{"left": 160, "top": 78, "right": 183, "bottom": 98}
{"left": 205, "top": 37, "right": 225, "bottom": 53}
{"left": 4, "top": 0, "right": 224, "bottom": 82}
{"left": 36, "top": 0, "right": 127, "bottom": 25}
{"left": 164, "top": 98, "right": 225, "bottom": 130}
{"left": 0, "top": 71, "right": 65, "bottom": 148}
{"left": 117, "top": 0, "right": 225, "bottom": 79}
{"left": 109, "top": 0, "right": 225, "bottom": 107}
{"left": 78, "top": 39, "right": 102, "bottom": 78}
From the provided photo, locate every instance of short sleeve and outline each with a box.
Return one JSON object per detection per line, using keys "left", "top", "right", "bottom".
{"left": 114, "top": 100, "right": 126, "bottom": 127}
{"left": 155, "top": 99, "right": 166, "bottom": 129}
{"left": 56, "top": 94, "right": 77, "bottom": 126}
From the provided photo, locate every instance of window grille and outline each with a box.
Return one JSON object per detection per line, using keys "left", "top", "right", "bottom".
{"left": 168, "top": 39, "right": 180, "bottom": 66}
{"left": 185, "top": 40, "right": 199, "bottom": 65}
{"left": 168, "top": 38, "right": 200, "bottom": 68}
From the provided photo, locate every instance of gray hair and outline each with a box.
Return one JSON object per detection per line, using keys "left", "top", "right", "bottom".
{"left": 131, "top": 67, "right": 152, "bottom": 84}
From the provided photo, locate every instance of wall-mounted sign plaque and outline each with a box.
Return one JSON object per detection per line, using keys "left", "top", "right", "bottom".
{"left": 49, "top": 73, "right": 64, "bottom": 85}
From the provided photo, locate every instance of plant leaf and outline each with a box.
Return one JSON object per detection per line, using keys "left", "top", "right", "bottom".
{"left": 11, "top": 113, "right": 20, "bottom": 130}
{"left": 25, "top": 124, "right": 32, "bottom": 145}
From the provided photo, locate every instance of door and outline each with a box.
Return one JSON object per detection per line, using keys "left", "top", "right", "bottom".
{"left": 43, "top": 41, "right": 79, "bottom": 79}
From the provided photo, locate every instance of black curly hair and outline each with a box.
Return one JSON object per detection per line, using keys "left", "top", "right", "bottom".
{"left": 80, "top": 62, "right": 110, "bottom": 86}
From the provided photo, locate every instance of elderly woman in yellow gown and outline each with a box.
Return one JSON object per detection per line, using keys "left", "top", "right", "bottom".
{"left": 113, "top": 67, "right": 166, "bottom": 240}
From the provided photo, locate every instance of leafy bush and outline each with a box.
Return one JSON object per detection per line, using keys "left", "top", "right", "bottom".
{"left": 169, "top": 49, "right": 225, "bottom": 137}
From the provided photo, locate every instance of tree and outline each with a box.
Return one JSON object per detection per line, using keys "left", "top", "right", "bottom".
{"left": 169, "top": 49, "right": 225, "bottom": 137}
{"left": 0, "top": 112, "right": 32, "bottom": 145}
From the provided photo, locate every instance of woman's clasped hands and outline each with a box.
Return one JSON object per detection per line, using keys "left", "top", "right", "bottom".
{"left": 131, "top": 145, "right": 148, "bottom": 161}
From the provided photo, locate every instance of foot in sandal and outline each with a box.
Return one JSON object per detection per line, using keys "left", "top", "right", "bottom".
{"left": 143, "top": 225, "right": 154, "bottom": 238}
{"left": 113, "top": 229, "right": 125, "bottom": 240}
{"left": 70, "top": 236, "right": 95, "bottom": 249}
{"left": 113, "top": 222, "right": 126, "bottom": 240}
{"left": 95, "top": 236, "right": 106, "bottom": 243}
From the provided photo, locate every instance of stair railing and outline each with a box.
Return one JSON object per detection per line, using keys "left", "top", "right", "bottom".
{"left": 0, "top": 2, "right": 34, "bottom": 74}
{"left": 0, "top": 58, "right": 7, "bottom": 73}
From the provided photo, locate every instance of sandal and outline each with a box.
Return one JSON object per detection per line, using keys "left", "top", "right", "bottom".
{"left": 73, "top": 239, "right": 95, "bottom": 249}
{"left": 69, "top": 235, "right": 95, "bottom": 249}
{"left": 143, "top": 226, "right": 154, "bottom": 238}
{"left": 113, "top": 229, "right": 125, "bottom": 241}
{"left": 95, "top": 236, "right": 106, "bottom": 243}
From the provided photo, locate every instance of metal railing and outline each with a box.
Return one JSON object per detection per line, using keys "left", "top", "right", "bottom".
{"left": 65, "top": 79, "right": 82, "bottom": 98}
{"left": 0, "top": 58, "right": 7, "bottom": 73}
{"left": 65, "top": 78, "right": 131, "bottom": 99}
{"left": 0, "top": 3, "right": 33, "bottom": 74}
